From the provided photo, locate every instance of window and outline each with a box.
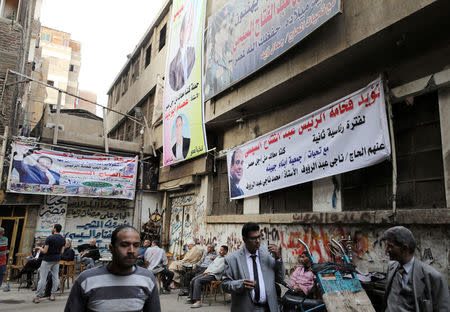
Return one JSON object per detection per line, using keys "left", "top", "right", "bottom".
{"left": 47, "top": 80, "right": 54, "bottom": 86}
{"left": 115, "top": 84, "right": 121, "bottom": 103}
{"left": 394, "top": 92, "right": 445, "bottom": 209}
{"left": 341, "top": 91, "right": 445, "bottom": 210}
{"left": 131, "top": 57, "right": 140, "bottom": 83}
{"left": 1, "top": 0, "right": 19, "bottom": 20}
{"left": 122, "top": 72, "right": 129, "bottom": 95}
{"left": 260, "top": 182, "right": 313, "bottom": 213}
{"left": 211, "top": 159, "right": 243, "bottom": 215}
{"left": 159, "top": 24, "right": 167, "bottom": 51}
{"left": 69, "top": 64, "right": 74, "bottom": 72}
{"left": 145, "top": 44, "right": 152, "bottom": 67}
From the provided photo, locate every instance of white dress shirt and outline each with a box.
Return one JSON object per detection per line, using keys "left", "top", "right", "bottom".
{"left": 244, "top": 246, "right": 267, "bottom": 303}
{"left": 400, "top": 257, "right": 414, "bottom": 288}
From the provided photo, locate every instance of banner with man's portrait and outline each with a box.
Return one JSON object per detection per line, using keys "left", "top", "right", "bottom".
{"left": 7, "top": 142, "right": 138, "bottom": 200}
{"left": 162, "top": 0, "right": 208, "bottom": 166}
{"left": 227, "top": 78, "right": 391, "bottom": 199}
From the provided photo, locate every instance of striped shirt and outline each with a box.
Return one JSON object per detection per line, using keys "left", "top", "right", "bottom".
{"left": 64, "top": 264, "right": 160, "bottom": 312}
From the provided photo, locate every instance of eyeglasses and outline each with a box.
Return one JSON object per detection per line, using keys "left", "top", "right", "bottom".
{"left": 234, "top": 160, "right": 244, "bottom": 165}
{"left": 247, "top": 235, "right": 261, "bottom": 241}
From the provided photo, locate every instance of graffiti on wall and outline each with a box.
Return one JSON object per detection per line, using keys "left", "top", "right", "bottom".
{"left": 169, "top": 195, "right": 195, "bottom": 256}
{"left": 65, "top": 199, "right": 133, "bottom": 256}
{"left": 35, "top": 196, "right": 68, "bottom": 238}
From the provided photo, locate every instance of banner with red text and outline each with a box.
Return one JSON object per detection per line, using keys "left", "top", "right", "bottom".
{"left": 163, "top": 0, "right": 208, "bottom": 166}
{"left": 7, "top": 142, "right": 138, "bottom": 200}
{"left": 227, "top": 78, "right": 391, "bottom": 199}
{"left": 204, "top": 0, "right": 342, "bottom": 100}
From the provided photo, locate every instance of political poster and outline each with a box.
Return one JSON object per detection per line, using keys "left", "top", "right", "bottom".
{"left": 163, "top": 0, "right": 208, "bottom": 166}
{"left": 227, "top": 78, "right": 391, "bottom": 199}
{"left": 204, "top": 0, "right": 342, "bottom": 100}
{"left": 7, "top": 142, "right": 138, "bottom": 200}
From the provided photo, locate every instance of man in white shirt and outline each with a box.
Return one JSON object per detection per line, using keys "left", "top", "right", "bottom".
{"left": 144, "top": 240, "right": 174, "bottom": 293}
{"left": 188, "top": 245, "right": 228, "bottom": 308}
{"left": 222, "top": 222, "right": 284, "bottom": 312}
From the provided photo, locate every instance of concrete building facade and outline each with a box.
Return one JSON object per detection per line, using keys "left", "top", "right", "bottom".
{"left": 108, "top": 0, "right": 450, "bottom": 285}
{"left": 39, "top": 25, "right": 81, "bottom": 109}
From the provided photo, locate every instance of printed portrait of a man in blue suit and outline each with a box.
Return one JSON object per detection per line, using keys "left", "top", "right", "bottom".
{"left": 13, "top": 146, "right": 60, "bottom": 185}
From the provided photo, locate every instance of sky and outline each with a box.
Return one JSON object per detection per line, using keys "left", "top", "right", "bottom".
{"left": 40, "top": 0, "right": 165, "bottom": 114}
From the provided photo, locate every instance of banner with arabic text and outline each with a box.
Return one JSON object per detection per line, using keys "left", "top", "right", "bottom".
{"left": 7, "top": 142, "right": 138, "bottom": 200}
{"left": 163, "top": 0, "right": 208, "bottom": 166}
{"left": 204, "top": 0, "right": 342, "bottom": 100}
{"left": 227, "top": 78, "right": 391, "bottom": 199}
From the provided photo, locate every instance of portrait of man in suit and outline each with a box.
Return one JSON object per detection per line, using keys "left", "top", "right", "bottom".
{"left": 169, "top": 4, "right": 195, "bottom": 92}
{"left": 172, "top": 115, "right": 190, "bottom": 160}
{"left": 222, "top": 222, "right": 284, "bottom": 312}
{"left": 229, "top": 149, "right": 244, "bottom": 198}
{"left": 12, "top": 145, "right": 60, "bottom": 185}
{"left": 383, "top": 226, "right": 449, "bottom": 312}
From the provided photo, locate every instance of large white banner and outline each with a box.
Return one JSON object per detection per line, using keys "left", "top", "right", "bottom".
{"left": 7, "top": 143, "right": 138, "bottom": 200}
{"left": 227, "top": 78, "right": 391, "bottom": 199}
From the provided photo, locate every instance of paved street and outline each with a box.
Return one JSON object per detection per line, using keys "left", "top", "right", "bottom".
{"left": 0, "top": 283, "right": 230, "bottom": 312}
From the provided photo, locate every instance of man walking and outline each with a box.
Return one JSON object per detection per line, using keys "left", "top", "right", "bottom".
{"left": 65, "top": 225, "right": 160, "bottom": 311}
{"left": 0, "top": 227, "right": 8, "bottom": 289}
{"left": 383, "top": 226, "right": 449, "bottom": 312}
{"left": 222, "top": 222, "right": 284, "bottom": 312}
{"left": 34, "top": 223, "right": 65, "bottom": 303}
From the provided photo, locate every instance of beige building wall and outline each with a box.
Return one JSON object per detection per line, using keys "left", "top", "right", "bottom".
{"left": 40, "top": 26, "right": 81, "bottom": 109}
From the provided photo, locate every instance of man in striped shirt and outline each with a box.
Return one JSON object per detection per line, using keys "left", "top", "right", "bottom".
{"left": 0, "top": 227, "right": 8, "bottom": 288}
{"left": 65, "top": 225, "right": 161, "bottom": 312}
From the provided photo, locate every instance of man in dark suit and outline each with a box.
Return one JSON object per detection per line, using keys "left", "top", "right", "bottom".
{"left": 169, "top": 6, "right": 195, "bottom": 92}
{"left": 383, "top": 226, "right": 449, "bottom": 312}
{"left": 13, "top": 146, "right": 60, "bottom": 185}
{"left": 172, "top": 115, "right": 190, "bottom": 159}
{"left": 229, "top": 149, "right": 244, "bottom": 198}
{"left": 222, "top": 222, "right": 285, "bottom": 312}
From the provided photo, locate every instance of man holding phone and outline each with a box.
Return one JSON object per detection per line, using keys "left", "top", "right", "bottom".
{"left": 222, "top": 222, "right": 285, "bottom": 312}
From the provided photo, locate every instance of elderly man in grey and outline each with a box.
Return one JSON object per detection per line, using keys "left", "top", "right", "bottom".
{"left": 383, "top": 226, "right": 449, "bottom": 312}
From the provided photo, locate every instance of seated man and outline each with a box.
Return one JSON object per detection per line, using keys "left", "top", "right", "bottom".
{"left": 137, "top": 239, "right": 150, "bottom": 267}
{"left": 13, "top": 241, "right": 44, "bottom": 288}
{"left": 77, "top": 238, "right": 100, "bottom": 270}
{"left": 187, "top": 245, "right": 228, "bottom": 308}
{"left": 182, "top": 243, "right": 217, "bottom": 288}
{"left": 144, "top": 240, "right": 174, "bottom": 293}
{"left": 61, "top": 238, "right": 75, "bottom": 261}
{"left": 168, "top": 240, "right": 203, "bottom": 289}
{"left": 289, "top": 251, "right": 315, "bottom": 296}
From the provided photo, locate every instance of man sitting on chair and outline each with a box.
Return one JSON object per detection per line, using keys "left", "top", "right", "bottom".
{"left": 145, "top": 240, "right": 174, "bottom": 294}
{"left": 77, "top": 239, "right": 100, "bottom": 270}
{"left": 187, "top": 245, "right": 228, "bottom": 308}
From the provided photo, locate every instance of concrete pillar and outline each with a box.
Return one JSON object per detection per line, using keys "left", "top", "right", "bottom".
{"left": 438, "top": 86, "right": 450, "bottom": 207}
{"left": 243, "top": 196, "right": 259, "bottom": 214}
{"left": 312, "top": 176, "right": 342, "bottom": 212}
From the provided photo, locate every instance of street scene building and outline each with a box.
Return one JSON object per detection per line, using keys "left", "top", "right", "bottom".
{"left": 0, "top": 0, "right": 449, "bottom": 311}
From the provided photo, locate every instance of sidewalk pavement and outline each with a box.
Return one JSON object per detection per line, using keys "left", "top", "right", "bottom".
{"left": 0, "top": 283, "right": 231, "bottom": 311}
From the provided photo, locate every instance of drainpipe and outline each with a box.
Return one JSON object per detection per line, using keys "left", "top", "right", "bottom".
{"left": 384, "top": 80, "right": 398, "bottom": 216}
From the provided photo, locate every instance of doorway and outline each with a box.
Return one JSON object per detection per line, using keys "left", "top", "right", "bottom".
{"left": 168, "top": 194, "right": 194, "bottom": 258}
{"left": 0, "top": 206, "right": 27, "bottom": 264}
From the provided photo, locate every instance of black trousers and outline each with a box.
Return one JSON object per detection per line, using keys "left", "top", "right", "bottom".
{"left": 18, "top": 259, "right": 41, "bottom": 282}
{"left": 158, "top": 268, "right": 174, "bottom": 290}
{"left": 182, "top": 266, "right": 206, "bottom": 289}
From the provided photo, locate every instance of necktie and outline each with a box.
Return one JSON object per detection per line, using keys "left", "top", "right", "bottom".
{"left": 397, "top": 266, "right": 406, "bottom": 289}
{"left": 250, "top": 254, "right": 260, "bottom": 302}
